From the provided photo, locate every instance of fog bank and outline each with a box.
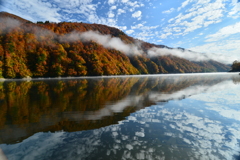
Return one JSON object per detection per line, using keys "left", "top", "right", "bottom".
{"left": 60, "top": 31, "right": 143, "bottom": 56}
{"left": 147, "top": 47, "right": 235, "bottom": 64}
{"left": 0, "top": 16, "right": 234, "bottom": 64}
{"left": 61, "top": 30, "right": 234, "bottom": 64}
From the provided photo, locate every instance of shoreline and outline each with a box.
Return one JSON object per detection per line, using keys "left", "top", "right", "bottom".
{"left": 0, "top": 72, "right": 238, "bottom": 82}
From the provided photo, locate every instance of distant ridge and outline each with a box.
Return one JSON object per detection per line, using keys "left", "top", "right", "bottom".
{"left": 0, "top": 12, "right": 230, "bottom": 78}
{"left": 0, "top": 11, "right": 31, "bottom": 23}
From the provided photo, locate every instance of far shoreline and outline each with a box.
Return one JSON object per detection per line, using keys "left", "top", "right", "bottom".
{"left": 0, "top": 72, "right": 238, "bottom": 82}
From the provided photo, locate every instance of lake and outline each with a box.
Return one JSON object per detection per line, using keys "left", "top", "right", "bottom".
{"left": 0, "top": 73, "right": 240, "bottom": 160}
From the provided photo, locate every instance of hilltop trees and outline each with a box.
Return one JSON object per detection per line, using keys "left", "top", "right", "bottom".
{"left": 0, "top": 12, "right": 231, "bottom": 78}
{"left": 231, "top": 60, "right": 240, "bottom": 72}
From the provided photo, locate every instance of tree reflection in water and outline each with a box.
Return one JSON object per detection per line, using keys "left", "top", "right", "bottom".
{"left": 0, "top": 73, "right": 240, "bottom": 159}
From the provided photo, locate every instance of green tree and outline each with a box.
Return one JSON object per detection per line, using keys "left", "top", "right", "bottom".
{"left": 231, "top": 60, "right": 240, "bottom": 72}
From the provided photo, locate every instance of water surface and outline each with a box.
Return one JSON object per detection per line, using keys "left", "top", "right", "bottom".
{"left": 0, "top": 73, "right": 240, "bottom": 160}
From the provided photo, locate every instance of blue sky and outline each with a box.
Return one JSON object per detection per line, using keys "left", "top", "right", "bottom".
{"left": 1, "top": 0, "right": 240, "bottom": 64}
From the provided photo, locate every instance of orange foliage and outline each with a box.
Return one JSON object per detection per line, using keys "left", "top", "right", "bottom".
{"left": 0, "top": 12, "right": 230, "bottom": 78}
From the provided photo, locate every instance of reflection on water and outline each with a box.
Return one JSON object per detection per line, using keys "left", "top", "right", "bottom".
{"left": 0, "top": 73, "right": 240, "bottom": 159}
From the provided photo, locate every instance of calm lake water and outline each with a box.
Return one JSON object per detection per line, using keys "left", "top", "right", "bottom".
{"left": 0, "top": 73, "right": 240, "bottom": 160}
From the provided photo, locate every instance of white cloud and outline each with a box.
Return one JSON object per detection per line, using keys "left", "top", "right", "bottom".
{"left": 132, "top": 11, "right": 142, "bottom": 19}
{"left": 2, "top": 0, "right": 61, "bottom": 22}
{"left": 162, "top": 8, "right": 175, "bottom": 14}
{"left": 59, "top": 1, "right": 120, "bottom": 27}
{"left": 108, "top": 0, "right": 116, "bottom": 4}
{"left": 117, "top": 9, "right": 125, "bottom": 15}
{"left": 228, "top": 0, "right": 240, "bottom": 18}
{"left": 1, "top": 0, "right": 121, "bottom": 28}
{"left": 108, "top": 12, "right": 115, "bottom": 18}
{"left": 120, "top": 0, "right": 144, "bottom": 13}
{"left": 53, "top": 0, "right": 96, "bottom": 10}
{"left": 135, "top": 30, "right": 155, "bottom": 41}
{"left": 189, "top": 39, "right": 240, "bottom": 64}
{"left": 205, "top": 22, "right": 240, "bottom": 42}
{"left": 172, "top": 27, "right": 181, "bottom": 32}
{"left": 191, "top": 83, "right": 240, "bottom": 119}
{"left": 110, "top": 6, "right": 117, "bottom": 10}
{"left": 128, "top": 1, "right": 140, "bottom": 7}
{"left": 131, "top": 23, "right": 159, "bottom": 30}
{"left": 1, "top": 0, "right": 147, "bottom": 36}
{"left": 118, "top": 26, "right": 127, "bottom": 30}
{"left": 177, "top": 0, "right": 193, "bottom": 11}
{"left": 121, "top": 0, "right": 128, "bottom": 3}
{"left": 131, "top": 23, "right": 144, "bottom": 29}
{"left": 130, "top": 23, "right": 160, "bottom": 41}
{"left": 160, "top": 32, "right": 172, "bottom": 39}
{"left": 160, "top": 0, "right": 226, "bottom": 39}
{"left": 126, "top": 30, "right": 134, "bottom": 34}
{"left": 156, "top": 40, "right": 163, "bottom": 43}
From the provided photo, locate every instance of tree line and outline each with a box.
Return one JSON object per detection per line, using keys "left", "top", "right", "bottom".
{"left": 230, "top": 60, "right": 240, "bottom": 72}
{"left": 0, "top": 12, "right": 231, "bottom": 78}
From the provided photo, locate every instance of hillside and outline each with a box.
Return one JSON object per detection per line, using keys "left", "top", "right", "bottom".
{"left": 0, "top": 12, "right": 230, "bottom": 78}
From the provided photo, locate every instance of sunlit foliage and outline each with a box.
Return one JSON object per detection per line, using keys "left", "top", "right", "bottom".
{"left": 0, "top": 12, "right": 230, "bottom": 78}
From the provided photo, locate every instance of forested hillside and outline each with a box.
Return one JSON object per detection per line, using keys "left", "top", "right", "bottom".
{"left": 0, "top": 12, "right": 230, "bottom": 78}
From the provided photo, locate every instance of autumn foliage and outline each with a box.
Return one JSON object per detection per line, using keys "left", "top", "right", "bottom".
{"left": 0, "top": 12, "right": 230, "bottom": 78}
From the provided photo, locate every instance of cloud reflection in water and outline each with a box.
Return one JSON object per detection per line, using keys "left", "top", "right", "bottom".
{"left": 0, "top": 73, "right": 240, "bottom": 160}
